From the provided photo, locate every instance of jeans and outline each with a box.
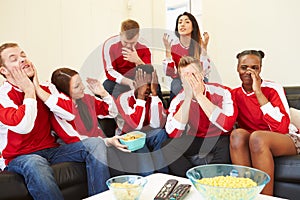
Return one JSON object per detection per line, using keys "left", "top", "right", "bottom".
{"left": 6, "top": 137, "right": 110, "bottom": 200}
{"left": 145, "top": 129, "right": 169, "bottom": 173}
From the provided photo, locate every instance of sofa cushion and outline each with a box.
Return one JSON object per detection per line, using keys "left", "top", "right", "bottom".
{"left": 274, "top": 155, "right": 300, "bottom": 182}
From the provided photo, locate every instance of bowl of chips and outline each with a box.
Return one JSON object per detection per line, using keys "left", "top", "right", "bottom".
{"left": 106, "top": 175, "right": 147, "bottom": 200}
{"left": 186, "top": 164, "right": 270, "bottom": 200}
{"left": 119, "top": 131, "right": 146, "bottom": 151}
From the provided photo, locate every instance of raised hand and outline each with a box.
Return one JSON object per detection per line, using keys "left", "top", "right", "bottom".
{"left": 151, "top": 70, "right": 158, "bottom": 96}
{"left": 162, "top": 33, "right": 173, "bottom": 57}
{"left": 86, "top": 78, "right": 108, "bottom": 97}
{"left": 134, "top": 69, "right": 148, "bottom": 100}
{"left": 201, "top": 32, "right": 210, "bottom": 52}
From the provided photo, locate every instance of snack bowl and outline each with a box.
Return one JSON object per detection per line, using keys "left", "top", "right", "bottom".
{"left": 119, "top": 131, "right": 146, "bottom": 151}
{"left": 186, "top": 164, "right": 270, "bottom": 200}
{"left": 106, "top": 175, "right": 147, "bottom": 200}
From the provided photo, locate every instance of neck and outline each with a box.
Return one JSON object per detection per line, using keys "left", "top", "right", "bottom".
{"left": 180, "top": 35, "right": 191, "bottom": 48}
{"left": 242, "top": 84, "right": 253, "bottom": 93}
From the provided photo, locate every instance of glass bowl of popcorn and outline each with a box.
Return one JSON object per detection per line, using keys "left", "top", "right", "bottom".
{"left": 106, "top": 175, "right": 147, "bottom": 200}
{"left": 186, "top": 164, "right": 270, "bottom": 200}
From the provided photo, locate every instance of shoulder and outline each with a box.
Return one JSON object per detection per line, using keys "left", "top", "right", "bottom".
{"left": 103, "top": 35, "right": 121, "bottom": 49}
{"left": 261, "top": 80, "right": 285, "bottom": 94}
{"left": 206, "top": 82, "right": 233, "bottom": 92}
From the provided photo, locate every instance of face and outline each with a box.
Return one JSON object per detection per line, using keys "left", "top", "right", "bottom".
{"left": 179, "top": 63, "right": 202, "bottom": 77}
{"left": 0, "top": 46, "right": 34, "bottom": 78}
{"left": 237, "top": 54, "right": 262, "bottom": 85}
{"left": 177, "top": 15, "right": 193, "bottom": 36}
{"left": 120, "top": 33, "right": 139, "bottom": 49}
{"left": 69, "top": 74, "right": 85, "bottom": 100}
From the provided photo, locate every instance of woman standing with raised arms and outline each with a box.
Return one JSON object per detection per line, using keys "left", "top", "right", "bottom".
{"left": 163, "top": 12, "right": 211, "bottom": 100}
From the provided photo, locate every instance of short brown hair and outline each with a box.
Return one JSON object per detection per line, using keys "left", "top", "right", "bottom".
{"left": 178, "top": 56, "right": 203, "bottom": 73}
{"left": 0, "top": 43, "right": 19, "bottom": 67}
{"left": 120, "top": 19, "right": 140, "bottom": 40}
{"left": 51, "top": 67, "right": 78, "bottom": 96}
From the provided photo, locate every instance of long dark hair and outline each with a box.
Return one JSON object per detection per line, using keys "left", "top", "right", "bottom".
{"left": 51, "top": 67, "right": 93, "bottom": 131}
{"left": 175, "top": 12, "right": 201, "bottom": 59}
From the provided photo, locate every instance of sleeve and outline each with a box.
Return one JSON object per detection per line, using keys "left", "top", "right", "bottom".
{"left": 163, "top": 57, "right": 177, "bottom": 78}
{"left": 95, "top": 95, "right": 118, "bottom": 119}
{"left": 139, "top": 45, "right": 152, "bottom": 64}
{"left": 42, "top": 83, "right": 75, "bottom": 121}
{"left": 165, "top": 95, "right": 187, "bottom": 138}
{"left": 149, "top": 96, "right": 167, "bottom": 128}
{"left": 209, "top": 87, "right": 238, "bottom": 132}
{"left": 200, "top": 54, "right": 211, "bottom": 79}
{"left": 102, "top": 36, "right": 124, "bottom": 83}
{"left": 0, "top": 98, "right": 37, "bottom": 134}
{"left": 260, "top": 87, "right": 290, "bottom": 133}
{"left": 116, "top": 91, "right": 146, "bottom": 130}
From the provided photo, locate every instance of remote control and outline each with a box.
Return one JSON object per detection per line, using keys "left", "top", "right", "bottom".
{"left": 168, "top": 184, "right": 191, "bottom": 200}
{"left": 154, "top": 179, "right": 178, "bottom": 200}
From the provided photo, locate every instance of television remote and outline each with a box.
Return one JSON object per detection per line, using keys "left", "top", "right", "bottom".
{"left": 168, "top": 184, "right": 191, "bottom": 200}
{"left": 154, "top": 179, "right": 178, "bottom": 200}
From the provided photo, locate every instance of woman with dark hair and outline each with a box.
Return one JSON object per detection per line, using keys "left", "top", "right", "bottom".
{"left": 51, "top": 67, "right": 155, "bottom": 176}
{"left": 51, "top": 67, "right": 121, "bottom": 140}
{"left": 230, "top": 50, "right": 300, "bottom": 195}
{"left": 163, "top": 12, "right": 211, "bottom": 100}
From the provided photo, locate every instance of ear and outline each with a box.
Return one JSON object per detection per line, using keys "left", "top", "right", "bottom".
{"left": 0, "top": 66, "right": 7, "bottom": 76}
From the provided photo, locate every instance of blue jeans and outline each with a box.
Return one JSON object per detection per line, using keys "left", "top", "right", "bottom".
{"left": 146, "top": 129, "right": 169, "bottom": 173}
{"left": 6, "top": 137, "right": 110, "bottom": 199}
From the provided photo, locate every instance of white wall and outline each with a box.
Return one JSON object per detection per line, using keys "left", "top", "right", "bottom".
{"left": 202, "top": 0, "right": 300, "bottom": 87}
{"left": 0, "top": 0, "right": 166, "bottom": 84}
{"left": 1, "top": 0, "right": 299, "bottom": 89}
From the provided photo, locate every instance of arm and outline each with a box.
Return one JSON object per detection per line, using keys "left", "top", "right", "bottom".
{"left": 116, "top": 90, "right": 146, "bottom": 130}
{"left": 149, "top": 71, "right": 166, "bottom": 128}
{"left": 249, "top": 68, "right": 290, "bottom": 133}
{"left": 86, "top": 77, "right": 118, "bottom": 118}
{"left": 102, "top": 36, "right": 127, "bottom": 84}
{"left": 0, "top": 68, "right": 37, "bottom": 133}
{"left": 260, "top": 84, "right": 290, "bottom": 133}
{"left": 165, "top": 93, "right": 189, "bottom": 138}
{"left": 191, "top": 72, "right": 237, "bottom": 132}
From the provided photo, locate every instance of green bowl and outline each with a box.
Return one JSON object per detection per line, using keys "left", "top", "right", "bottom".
{"left": 119, "top": 131, "right": 146, "bottom": 151}
{"left": 186, "top": 164, "right": 270, "bottom": 200}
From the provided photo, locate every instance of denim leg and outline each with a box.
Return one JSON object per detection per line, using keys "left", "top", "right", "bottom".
{"left": 146, "top": 129, "right": 169, "bottom": 173}
{"left": 134, "top": 145, "right": 154, "bottom": 176}
{"left": 47, "top": 138, "right": 110, "bottom": 195}
{"left": 81, "top": 138, "right": 110, "bottom": 195}
{"left": 7, "top": 154, "right": 64, "bottom": 200}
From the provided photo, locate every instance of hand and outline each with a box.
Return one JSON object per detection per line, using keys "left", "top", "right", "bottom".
{"left": 106, "top": 136, "right": 131, "bottom": 152}
{"left": 86, "top": 78, "right": 108, "bottom": 97}
{"left": 134, "top": 69, "right": 148, "bottom": 99}
{"left": 201, "top": 32, "right": 209, "bottom": 52}
{"left": 162, "top": 33, "right": 172, "bottom": 57}
{"left": 31, "top": 64, "right": 40, "bottom": 88}
{"left": 181, "top": 75, "right": 193, "bottom": 100}
{"left": 121, "top": 77, "right": 135, "bottom": 90}
{"left": 11, "top": 68, "right": 35, "bottom": 97}
{"left": 246, "top": 68, "right": 262, "bottom": 93}
{"left": 187, "top": 72, "right": 205, "bottom": 99}
{"left": 151, "top": 70, "right": 158, "bottom": 96}
{"left": 122, "top": 46, "right": 143, "bottom": 65}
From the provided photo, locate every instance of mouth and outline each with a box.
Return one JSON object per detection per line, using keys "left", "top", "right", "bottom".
{"left": 21, "top": 63, "right": 31, "bottom": 69}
